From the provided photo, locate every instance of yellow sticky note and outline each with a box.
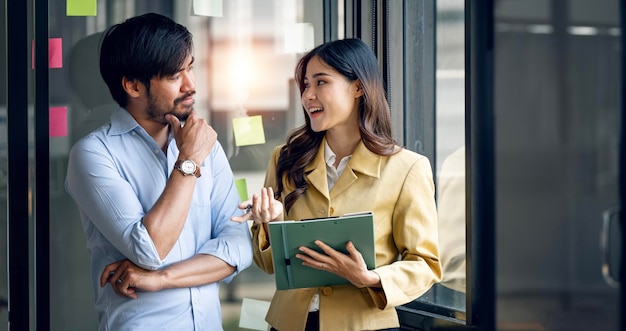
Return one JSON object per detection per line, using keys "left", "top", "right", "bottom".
{"left": 67, "top": 0, "right": 97, "bottom": 16}
{"left": 233, "top": 115, "right": 266, "bottom": 147}
{"left": 234, "top": 178, "right": 248, "bottom": 202}
{"left": 192, "top": 0, "right": 223, "bottom": 17}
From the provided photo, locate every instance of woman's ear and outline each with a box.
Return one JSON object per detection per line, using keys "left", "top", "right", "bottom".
{"left": 122, "top": 77, "right": 141, "bottom": 98}
{"left": 354, "top": 80, "right": 364, "bottom": 98}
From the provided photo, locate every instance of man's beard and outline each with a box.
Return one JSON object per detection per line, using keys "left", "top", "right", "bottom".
{"left": 146, "top": 91, "right": 195, "bottom": 124}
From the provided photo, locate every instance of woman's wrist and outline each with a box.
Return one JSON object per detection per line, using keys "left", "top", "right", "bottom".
{"left": 354, "top": 270, "right": 381, "bottom": 288}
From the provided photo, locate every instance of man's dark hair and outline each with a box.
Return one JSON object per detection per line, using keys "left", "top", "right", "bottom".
{"left": 99, "top": 13, "right": 193, "bottom": 108}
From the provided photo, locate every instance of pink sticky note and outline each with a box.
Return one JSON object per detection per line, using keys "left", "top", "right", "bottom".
{"left": 49, "top": 38, "right": 63, "bottom": 68}
{"left": 50, "top": 106, "right": 68, "bottom": 137}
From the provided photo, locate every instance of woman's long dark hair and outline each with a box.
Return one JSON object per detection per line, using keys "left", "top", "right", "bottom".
{"left": 276, "top": 38, "right": 399, "bottom": 213}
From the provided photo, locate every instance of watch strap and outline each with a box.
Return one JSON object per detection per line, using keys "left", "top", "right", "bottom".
{"left": 174, "top": 159, "right": 201, "bottom": 178}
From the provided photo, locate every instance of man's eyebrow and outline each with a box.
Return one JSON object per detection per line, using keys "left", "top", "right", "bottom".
{"left": 174, "top": 57, "right": 195, "bottom": 73}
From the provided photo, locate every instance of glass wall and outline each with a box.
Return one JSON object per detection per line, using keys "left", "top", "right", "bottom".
{"left": 428, "top": 0, "right": 466, "bottom": 315}
{"left": 45, "top": 1, "right": 327, "bottom": 329}
{"left": 2, "top": 0, "right": 472, "bottom": 330}
{"left": 494, "top": 0, "right": 622, "bottom": 329}
{"left": 400, "top": 0, "right": 467, "bottom": 325}
{"left": 3, "top": 0, "right": 620, "bottom": 330}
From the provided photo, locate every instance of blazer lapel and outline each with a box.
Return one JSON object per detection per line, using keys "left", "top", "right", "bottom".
{"left": 330, "top": 141, "right": 382, "bottom": 199}
{"left": 305, "top": 140, "right": 330, "bottom": 200}
{"left": 329, "top": 167, "right": 357, "bottom": 199}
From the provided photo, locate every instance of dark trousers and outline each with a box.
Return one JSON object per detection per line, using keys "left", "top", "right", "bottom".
{"left": 270, "top": 311, "right": 319, "bottom": 331}
{"left": 270, "top": 312, "right": 400, "bottom": 331}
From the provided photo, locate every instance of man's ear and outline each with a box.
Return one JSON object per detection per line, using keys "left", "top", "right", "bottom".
{"left": 122, "top": 77, "right": 141, "bottom": 98}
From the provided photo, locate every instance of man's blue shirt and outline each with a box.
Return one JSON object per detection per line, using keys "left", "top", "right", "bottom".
{"left": 65, "top": 108, "right": 253, "bottom": 330}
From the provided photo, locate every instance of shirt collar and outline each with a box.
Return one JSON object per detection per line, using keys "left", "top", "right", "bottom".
{"left": 324, "top": 140, "right": 336, "bottom": 167}
{"left": 349, "top": 141, "right": 383, "bottom": 179}
{"left": 108, "top": 107, "right": 175, "bottom": 144}
{"left": 306, "top": 136, "right": 384, "bottom": 179}
{"left": 109, "top": 107, "right": 141, "bottom": 136}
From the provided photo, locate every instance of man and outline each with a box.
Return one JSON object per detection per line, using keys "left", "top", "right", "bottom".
{"left": 65, "top": 13, "right": 253, "bottom": 330}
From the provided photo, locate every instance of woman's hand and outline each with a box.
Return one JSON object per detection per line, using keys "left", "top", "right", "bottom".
{"left": 296, "top": 240, "right": 382, "bottom": 288}
{"left": 230, "top": 187, "right": 283, "bottom": 224}
{"left": 100, "top": 259, "right": 164, "bottom": 299}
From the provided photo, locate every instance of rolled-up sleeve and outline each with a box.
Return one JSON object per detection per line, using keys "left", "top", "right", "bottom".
{"left": 66, "top": 135, "right": 165, "bottom": 270}
{"left": 197, "top": 143, "right": 253, "bottom": 282}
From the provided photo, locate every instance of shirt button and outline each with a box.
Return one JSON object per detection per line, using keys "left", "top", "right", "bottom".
{"left": 153, "top": 149, "right": 159, "bottom": 154}
{"left": 329, "top": 207, "right": 335, "bottom": 215}
{"left": 322, "top": 287, "right": 333, "bottom": 296}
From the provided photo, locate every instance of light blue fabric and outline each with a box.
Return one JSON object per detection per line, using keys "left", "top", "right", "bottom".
{"left": 66, "top": 108, "right": 253, "bottom": 331}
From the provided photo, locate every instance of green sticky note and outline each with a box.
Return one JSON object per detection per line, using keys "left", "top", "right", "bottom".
{"left": 239, "top": 298, "right": 270, "bottom": 330}
{"left": 235, "top": 178, "right": 248, "bottom": 202}
{"left": 192, "top": 0, "right": 223, "bottom": 17}
{"left": 233, "top": 115, "right": 266, "bottom": 147}
{"left": 67, "top": 0, "right": 97, "bottom": 16}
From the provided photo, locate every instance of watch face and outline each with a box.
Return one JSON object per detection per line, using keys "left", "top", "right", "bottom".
{"left": 181, "top": 160, "right": 196, "bottom": 174}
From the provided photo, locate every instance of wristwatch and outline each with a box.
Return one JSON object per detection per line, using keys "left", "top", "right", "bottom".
{"left": 174, "top": 159, "right": 201, "bottom": 178}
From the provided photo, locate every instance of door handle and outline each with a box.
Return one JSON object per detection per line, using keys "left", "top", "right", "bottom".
{"left": 600, "top": 206, "right": 620, "bottom": 288}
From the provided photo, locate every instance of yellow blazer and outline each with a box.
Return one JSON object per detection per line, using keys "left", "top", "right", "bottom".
{"left": 251, "top": 139, "right": 441, "bottom": 331}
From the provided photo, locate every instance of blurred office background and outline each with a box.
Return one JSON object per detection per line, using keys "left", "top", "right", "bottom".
{"left": 0, "top": 0, "right": 623, "bottom": 330}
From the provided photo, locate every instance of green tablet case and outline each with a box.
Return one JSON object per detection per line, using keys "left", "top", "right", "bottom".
{"left": 268, "top": 211, "right": 376, "bottom": 290}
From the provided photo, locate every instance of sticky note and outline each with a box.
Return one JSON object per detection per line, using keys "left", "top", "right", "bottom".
{"left": 234, "top": 178, "right": 248, "bottom": 202}
{"left": 67, "top": 0, "right": 97, "bottom": 16}
{"left": 50, "top": 106, "right": 68, "bottom": 137}
{"left": 49, "top": 38, "right": 63, "bottom": 68}
{"left": 192, "top": 0, "right": 223, "bottom": 17}
{"left": 233, "top": 115, "right": 266, "bottom": 147}
{"left": 284, "top": 23, "right": 315, "bottom": 53}
{"left": 238, "top": 298, "right": 270, "bottom": 331}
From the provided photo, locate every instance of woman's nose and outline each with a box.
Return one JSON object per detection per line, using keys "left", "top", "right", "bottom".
{"left": 302, "top": 87, "right": 315, "bottom": 100}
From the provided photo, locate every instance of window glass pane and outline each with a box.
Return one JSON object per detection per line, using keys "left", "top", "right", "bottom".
{"left": 50, "top": 0, "right": 109, "bottom": 328}
{"left": 381, "top": 1, "right": 466, "bottom": 324}
{"left": 49, "top": 0, "right": 324, "bottom": 330}
{"left": 412, "top": 0, "right": 466, "bottom": 320}
{"left": 494, "top": 0, "right": 621, "bottom": 329}
{"left": 434, "top": 0, "right": 466, "bottom": 303}
{"left": 190, "top": 1, "right": 325, "bottom": 329}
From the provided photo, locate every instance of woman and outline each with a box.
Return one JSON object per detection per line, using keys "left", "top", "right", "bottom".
{"left": 231, "top": 38, "right": 441, "bottom": 331}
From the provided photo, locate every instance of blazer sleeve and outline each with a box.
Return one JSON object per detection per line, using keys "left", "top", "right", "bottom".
{"left": 250, "top": 145, "right": 284, "bottom": 274}
{"left": 370, "top": 156, "right": 442, "bottom": 309}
